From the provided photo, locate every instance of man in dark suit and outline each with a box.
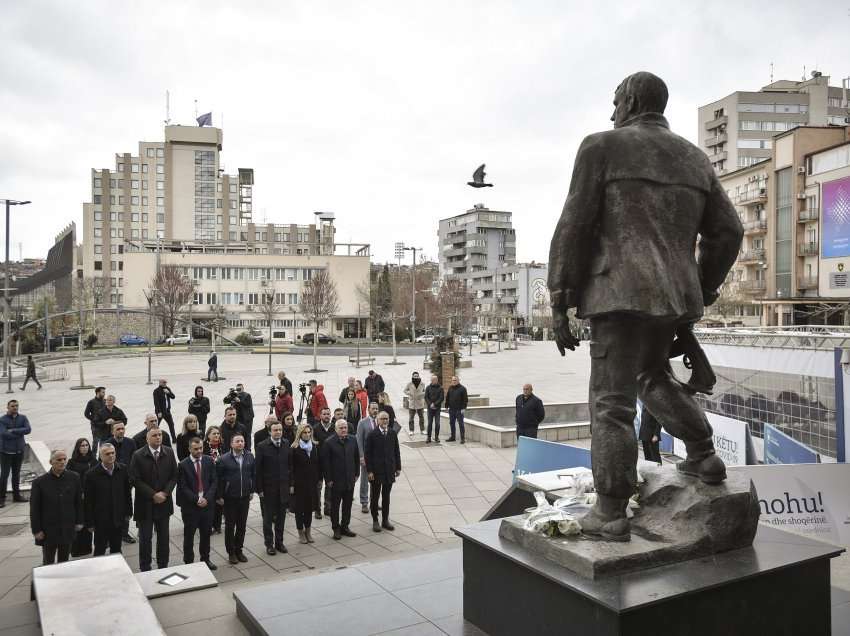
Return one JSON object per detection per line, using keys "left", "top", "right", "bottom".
{"left": 84, "top": 442, "right": 132, "bottom": 555}
{"left": 548, "top": 72, "right": 743, "bottom": 541}
{"left": 216, "top": 433, "right": 255, "bottom": 564}
{"left": 129, "top": 427, "right": 177, "bottom": 571}
{"left": 515, "top": 383, "right": 546, "bottom": 439}
{"left": 320, "top": 420, "right": 359, "bottom": 540}
{"left": 254, "top": 421, "right": 290, "bottom": 555}
{"left": 220, "top": 407, "right": 250, "bottom": 452}
{"left": 133, "top": 413, "right": 172, "bottom": 450}
{"left": 177, "top": 437, "right": 218, "bottom": 570}
{"left": 93, "top": 395, "right": 127, "bottom": 450}
{"left": 29, "top": 449, "right": 83, "bottom": 565}
{"left": 84, "top": 386, "right": 106, "bottom": 448}
{"left": 153, "top": 379, "right": 177, "bottom": 440}
{"left": 364, "top": 411, "right": 401, "bottom": 533}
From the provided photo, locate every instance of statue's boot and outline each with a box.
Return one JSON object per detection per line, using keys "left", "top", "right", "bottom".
{"left": 579, "top": 494, "right": 630, "bottom": 542}
{"left": 676, "top": 437, "right": 727, "bottom": 484}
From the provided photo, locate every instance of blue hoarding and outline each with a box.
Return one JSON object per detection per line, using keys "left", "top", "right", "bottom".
{"left": 513, "top": 437, "right": 591, "bottom": 483}
{"left": 764, "top": 423, "right": 820, "bottom": 465}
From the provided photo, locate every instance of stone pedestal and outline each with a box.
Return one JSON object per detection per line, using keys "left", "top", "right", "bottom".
{"left": 500, "top": 465, "right": 760, "bottom": 578}
{"left": 455, "top": 519, "right": 844, "bottom": 636}
{"left": 440, "top": 351, "right": 455, "bottom": 387}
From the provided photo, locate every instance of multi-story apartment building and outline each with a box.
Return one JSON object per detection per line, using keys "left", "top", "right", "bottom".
{"left": 438, "top": 205, "right": 516, "bottom": 280}
{"left": 714, "top": 162, "right": 770, "bottom": 325}
{"left": 699, "top": 73, "right": 849, "bottom": 174}
{"left": 467, "top": 262, "right": 548, "bottom": 331}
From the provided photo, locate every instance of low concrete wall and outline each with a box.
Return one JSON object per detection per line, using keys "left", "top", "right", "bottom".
{"left": 440, "top": 402, "right": 591, "bottom": 448}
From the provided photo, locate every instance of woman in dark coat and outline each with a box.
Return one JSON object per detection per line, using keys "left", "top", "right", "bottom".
{"left": 289, "top": 423, "right": 320, "bottom": 544}
{"left": 188, "top": 386, "right": 211, "bottom": 434}
{"left": 377, "top": 392, "right": 400, "bottom": 433}
{"left": 203, "top": 426, "right": 225, "bottom": 534}
{"left": 343, "top": 388, "right": 361, "bottom": 433}
{"left": 67, "top": 438, "right": 97, "bottom": 556}
{"left": 281, "top": 413, "right": 297, "bottom": 446}
{"left": 175, "top": 414, "right": 202, "bottom": 461}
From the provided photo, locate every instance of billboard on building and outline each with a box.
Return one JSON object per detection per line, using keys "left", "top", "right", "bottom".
{"left": 821, "top": 175, "right": 850, "bottom": 258}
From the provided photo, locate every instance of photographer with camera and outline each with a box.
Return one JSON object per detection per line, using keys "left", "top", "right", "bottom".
{"left": 223, "top": 383, "right": 255, "bottom": 442}
{"left": 307, "top": 380, "right": 328, "bottom": 426}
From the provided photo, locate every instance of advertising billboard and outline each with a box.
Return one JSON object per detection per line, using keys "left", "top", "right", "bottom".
{"left": 821, "top": 175, "right": 850, "bottom": 258}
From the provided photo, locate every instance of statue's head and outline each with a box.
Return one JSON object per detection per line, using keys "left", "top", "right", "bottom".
{"left": 611, "top": 72, "right": 668, "bottom": 128}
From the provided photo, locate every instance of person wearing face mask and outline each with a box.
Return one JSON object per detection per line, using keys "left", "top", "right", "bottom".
{"left": 403, "top": 372, "right": 426, "bottom": 437}
{"left": 289, "top": 423, "right": 320, "bottom": 544}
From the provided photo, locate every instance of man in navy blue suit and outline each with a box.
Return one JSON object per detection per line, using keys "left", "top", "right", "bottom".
{"left": 177, "top": 437, "right": 218, "bottom": 570}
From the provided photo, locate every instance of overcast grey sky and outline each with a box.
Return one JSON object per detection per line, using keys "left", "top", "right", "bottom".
{"left": 1, "top": 1, "right": 848, "bottom": 264}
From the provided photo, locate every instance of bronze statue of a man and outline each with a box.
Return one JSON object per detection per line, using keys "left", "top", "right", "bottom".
{"left": 548, "top": 72, "right": 743, "bottom": 541}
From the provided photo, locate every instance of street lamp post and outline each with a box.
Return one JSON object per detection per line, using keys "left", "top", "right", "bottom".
{"left": 143, "top": 290, "right": 153, "bottom": 385}
{"left": 2, "top": 199, "right": 30, "bottom": 393}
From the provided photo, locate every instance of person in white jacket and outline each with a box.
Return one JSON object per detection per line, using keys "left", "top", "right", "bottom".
{"left": 403, "top": 372, "right": 426, "bottom": 438}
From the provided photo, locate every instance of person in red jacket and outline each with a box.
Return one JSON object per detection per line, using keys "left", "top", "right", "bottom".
{"left": 274, "top": 387, "right": 294, "bottom": 421}
{"left": 354, "top": 381, "right": 369, "bottom": 416}
{"left": 307, "top": 381, "right": 328, "bottom": 425}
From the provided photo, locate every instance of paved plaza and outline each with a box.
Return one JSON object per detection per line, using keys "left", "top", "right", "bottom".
{"left": 1, "top": 341, "right": 848, "bottom": 635}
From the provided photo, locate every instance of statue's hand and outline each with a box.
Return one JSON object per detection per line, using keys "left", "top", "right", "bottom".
{"left": 552, "top": 310, "right": 580, "bottom": 356}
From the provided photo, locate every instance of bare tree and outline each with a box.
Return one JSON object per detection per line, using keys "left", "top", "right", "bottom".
{"left": 709, "top": 271, "right": 745, "bottom": 326}
{"left": 149, "top": 265, "right": 196, "bottom": 336}
{"left": 437, "top": 279, "right": 475, "bottom": 336}
{"left": 299, "top": 269, "right": 340, "bottom": 372}
{"left": 256, "top": 288, "right": 281, "bottom": 376}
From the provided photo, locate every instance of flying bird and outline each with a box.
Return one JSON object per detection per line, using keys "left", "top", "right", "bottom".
{"left": 467, "top": 164, "right": 493, "bottom": 188}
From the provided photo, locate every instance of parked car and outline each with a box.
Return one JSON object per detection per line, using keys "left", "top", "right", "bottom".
{"left": 120, "top": 333, "right": 148, "bottom": 346}
{"left": 165, "top": 334, "right": 192, "bottom": 345}
{"left": 302, "top": 333, "right": 336, "bottom": 345}
{"left": 48, "top": 333, "right": 79, "bottom": 350}
{"left": 415, "top": 334, "right": 435, "bottom": 344}
{"left": 249, "top": 328, "right": 264, "bottom": 344}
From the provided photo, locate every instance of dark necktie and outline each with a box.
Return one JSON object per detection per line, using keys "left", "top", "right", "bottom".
{"left": 195, "top": 459, "right": 202, "bottom": 493}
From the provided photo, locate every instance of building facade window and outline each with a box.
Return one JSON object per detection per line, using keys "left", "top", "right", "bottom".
{"left": 775, "top": 168, "right": 792, "bottom": 298}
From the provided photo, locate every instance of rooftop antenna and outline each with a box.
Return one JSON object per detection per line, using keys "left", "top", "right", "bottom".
{"left": 164, "top": 90, "right": 171, "bottom": 125}
{"left": 194, "top": 99, "right": 198, "bottom": 120}
{"left": 770, "top": 62, "right": 774, "bottom": 83}
{"left": 802, "top": 65, "right": 806, "bottom": 81}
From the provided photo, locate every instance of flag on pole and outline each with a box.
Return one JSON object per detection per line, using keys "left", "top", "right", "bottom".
{"left": 196, "top": 112, "right": 212, "bottom": 127}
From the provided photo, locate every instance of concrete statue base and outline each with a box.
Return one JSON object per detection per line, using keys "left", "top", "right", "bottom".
{"left": 499, "top": 464, "right": 760, "bottom": 579}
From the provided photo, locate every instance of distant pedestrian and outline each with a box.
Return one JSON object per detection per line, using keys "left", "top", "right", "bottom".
{"left": 403, "top": 372, "right": 426, "bottom": 436}
{"left": 85, "top": 443, "right": 132, "bottom": 556}
{"left": 207, "top": 351, "right": 218, "bottom": 382}
{"left": 282, "top": 413, "right": 298, "bottom": 446}
{"left": 254, "top": 414, "right": 277, "bottom": 449}
{"left": 515, "top": 383, "right": 545, "bottom": 440}
{"left": 364, "top": 370, "right": 385, "bottom": 405}
{"left": 188, "top": 386, "right": 211, "bottom": 434}
{"left": 365, "top": 411, "right": 401, "bottom": 533}
{"left": 153, "top": 379, "right": 176, "bottom": 440}
{"left": 220, "top": 407, "right": 249, "bottom": 452}
{"left": 276, "top": 371, "right": 293, "bottom": 399}
{"left": 83, "top": 387, "right": 106, "bottom": 448}
{"left": 424, "top": 375, "right": 444, "bottom": 443}
{"left": 133, "top": 413, "right": 172, "bottom": 450}
{"left": 377, "top": 392, "right": 399, "bottom": 434}
{"left": 639, "top": 406, "right": 663, "bottom": 464}
{"left": 19, "top": 355, "right": 42, "bottom": 390}
{"left": 289, "top": 423, "right": 320, "bottom": 544}
{"left": 354, "top": 381, "right": 369, "bottom": 416}
{"left": 274, "top": 386, "right": 293, "bottom": 422}
{"left": 307, "top": 381, "right": 328, "bottom": 426}
{"left": 339, "top": 377, "right": 356, "bottom": 404}
{"left": 0, "top": 399, "right": 31, "bottom": 507}
{"left": 94, "top": 395, "right": 127, "bottom": 451}
{"left": 445, "top": 376, "right": 468, "bottom": 443}
{"left": 30, "top": 449, "right": 83, "bottom": 566}
{"left": 342, "top": 388, "right": 362, "bottom": 432}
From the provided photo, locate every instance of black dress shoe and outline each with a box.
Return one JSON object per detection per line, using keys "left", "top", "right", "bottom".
{"left": 204, "top": 560, "right": 218, "bottom": 571}
{"left": 12, "top": 494, "right": 28, "bottom": 503}
{"left": 341, "top": 527, "right": 357, "bottom": 538}
{"left": 275, "top": 543, "right": 288, "bottom": 554}
{"left": 236, "top": 551, "right": 248, "bottom": 563}
{"left": 333, "top": 529, "right": 342, "bottom": 540}
{"left": 122, "top": 534, "right": 137, "bottom": 544}
{"left": 460, "top": 439, "right": 465, "bottom": 444}
{"left": 372, "top": 520, "right": 382, "bottom": 532}
{"left": 228, "top": 553, "right": 239, "bottom": 565}
{"left": 211, "top": 527, "right": 221, "bottom": 535}
{"left": 314, "top": 511, "right": 322, "bottom": 520}
{"left": 425, "top": 439, "right": 431, "bottom": 443}
{"left": 0, "top": 500, "right": 5, "bottom": 509}
{"left": 382, "top": 520, "right": 395, "bottom": 531}
{"left": 434, "top": 438, "right": 440, "bottom": 443}
{"left": 266, "top": 546, "right": 276, "bottom": 555}
{"left": 446, "top": 437, "right": 456, "bottom": 442}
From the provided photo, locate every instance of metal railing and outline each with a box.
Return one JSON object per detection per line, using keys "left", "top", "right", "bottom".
{"left": 798, "top": 209, "right": 819, "bottom": 222}
{"left": 797, "top": 275, "right": 818, "bottom": 290}
{"left": 739, "top": 279, "right": 767, "bottom": 291}
{"left": 696, "top": 325, "right": 850, "bottom": 351}
{"left": 739, "top": 249, "right": 766, "bottom": 262}
{"left": 743, "top": 220, "right": 767, "bottom": 233}
{"left": 797, "top": 242, "right": 818, "bottom": 256}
